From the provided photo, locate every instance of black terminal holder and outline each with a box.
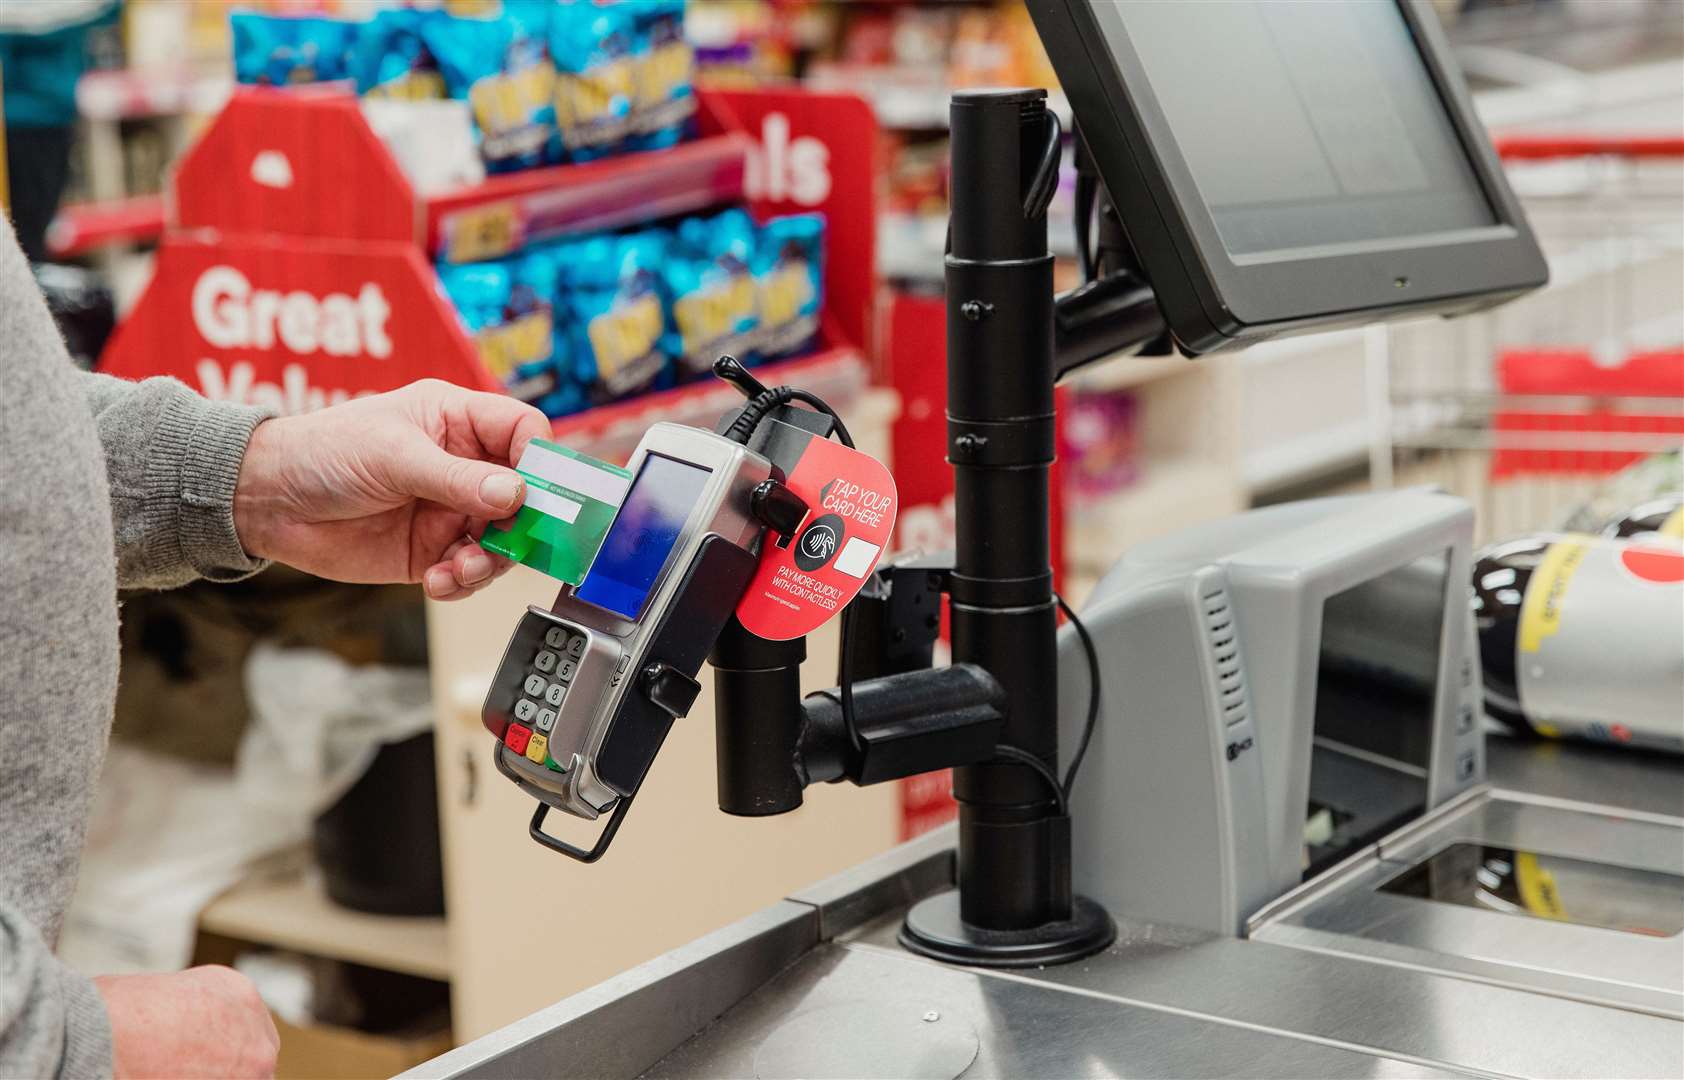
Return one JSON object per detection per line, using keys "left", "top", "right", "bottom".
{"left": 702, "top": 89, "right": 1172, "bottom": 967}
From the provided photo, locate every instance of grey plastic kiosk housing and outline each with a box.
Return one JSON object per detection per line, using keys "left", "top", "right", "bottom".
{"left": 1059, "top": 489, "right": 1486, "bottom": 934}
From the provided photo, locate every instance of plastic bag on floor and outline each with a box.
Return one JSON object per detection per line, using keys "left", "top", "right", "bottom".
{"left": 58, "top": 645, "right": 432, "bottom": 974}
{"left": 237, "top": 644, "right": 433, "bottom": 835}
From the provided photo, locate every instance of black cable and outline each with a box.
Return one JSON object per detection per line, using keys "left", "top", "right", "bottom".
{"left": 716, "top": 365, "right": 864, "bottom": 755}
{"left": 1056, "top": 592, "right": 1100, "bottom": 801}
{"left": 718, "top": 373, "right": 1092, "bottom": 808}
{"left": 1022, "top": 108, "right": 1064, "bottom": 220}
{"left": 992, "top": 744, "right": 1069, "bottom": 817}
{"left": 722, "top": 386, "right": 855, "bottom": 451}
{"left": 1073, "top": 170, "right": 1095, "bottom": 283}
{"left": 756, "top": 387, "right": 862, "bottom": 756}
{"left": 717, "top": 371, "right": 1091, "bottom": 803}
{"left": 838, "top": 605, "right": 864, "bottom": 755}
{"left": 782, "top": 388, "right": 854, "bottom": 449}
{"left": 800, "top": 395, "right": 862, "bottom": 755}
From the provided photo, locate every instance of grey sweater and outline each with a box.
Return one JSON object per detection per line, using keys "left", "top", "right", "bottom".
{"left": 1, "top": 223, "right": 269, "bottom": 1077}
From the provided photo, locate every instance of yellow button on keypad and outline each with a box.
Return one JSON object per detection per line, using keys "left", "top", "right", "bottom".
{"left": 526, "top": 731, "right": 549, "bottom": 765}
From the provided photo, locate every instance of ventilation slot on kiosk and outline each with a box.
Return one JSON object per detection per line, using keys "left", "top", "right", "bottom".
{"left": 1204, "top": 588, "right": 1249, "bottom": 727}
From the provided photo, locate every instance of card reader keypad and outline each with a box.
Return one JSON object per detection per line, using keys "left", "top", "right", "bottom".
{"left": 503, "top": 624, "right": 591, "bottom": 772}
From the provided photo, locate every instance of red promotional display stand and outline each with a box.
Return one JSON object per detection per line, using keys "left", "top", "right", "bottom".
{"left": 99, "top": 84, "right": 878, "bottom": 456}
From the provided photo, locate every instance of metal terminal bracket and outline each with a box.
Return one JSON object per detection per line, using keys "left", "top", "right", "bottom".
{"left": 530, "top": 798, "right": 635, "bottom": 864}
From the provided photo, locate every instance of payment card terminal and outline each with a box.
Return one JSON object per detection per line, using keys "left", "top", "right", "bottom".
{"left": 482, "top": 422, "right": 773, "bottom": 858}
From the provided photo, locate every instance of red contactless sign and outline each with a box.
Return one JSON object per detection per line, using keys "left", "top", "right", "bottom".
{"left": 736, "top": 436, "right": 897, "bottom": 640}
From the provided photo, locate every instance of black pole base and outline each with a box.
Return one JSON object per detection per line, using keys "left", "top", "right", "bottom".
{"left": 899, "top": 890, "right": 1115, "bottom": 969}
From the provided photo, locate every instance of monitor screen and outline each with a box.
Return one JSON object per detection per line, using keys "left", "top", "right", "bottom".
{"left": 576, "top": 454, "right": 712, "bottom": 619}
{"left": 1304, "top": 550, "right": 1449, "bottom": 878}
{"left": 1102, "top": 0, "right": 1497, "bottom": 258}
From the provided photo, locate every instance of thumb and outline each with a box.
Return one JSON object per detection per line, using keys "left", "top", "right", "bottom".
{"left": 392, "top": 441, "right": 525, "bottom": 519}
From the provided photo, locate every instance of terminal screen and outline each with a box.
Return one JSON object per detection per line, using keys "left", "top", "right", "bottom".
{"left": 577, "top": 454, "right": 712, "bottom": 619}
{"left": 1104, "top": 0, "right": 1496, "bottom": 257}
{"left": 1305, "top": 550, "right": 1449, "bottom": 878}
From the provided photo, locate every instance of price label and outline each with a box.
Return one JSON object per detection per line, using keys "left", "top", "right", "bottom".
{"left": 444, "top": 202, "right": 522, "bottom": 264}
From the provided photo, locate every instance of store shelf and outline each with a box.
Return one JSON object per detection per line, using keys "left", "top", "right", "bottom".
{"left": 809, "top": 65, "right": 1070, "bottom": 131}
{"left": 1066, "top": 351, "right": 1199, "bottom": 393}
{"left": 1066, "top": 459, "right": 1246, "bottom": 574}
{"left": 878, "top": 212, "right": 946, "bottom": 281}
{"left": 168, "top": 87, "right": 753, "bottom": 262}
{"left": 199, "top": 866, "right": 451, "bottom": 982}
{"left": 46, "top": 195, "right": 167, "bottom": 257}
{"left": 426, "top": 131, "right": 754, "bottom": 263}
{"left": 1243, "top": 418, "right": 1372, "bottom": 496}
{"left": 554, "top": 346, "right": 867, "bottom": 462}
{"left": 1493, "top": 133, "right": 1684, "bottom": 160}
{"left": 880, "top": 210, "right": 1075, "bottom": 282}
{"left": 77, "top": 67, "right": 232, "bottom": 122}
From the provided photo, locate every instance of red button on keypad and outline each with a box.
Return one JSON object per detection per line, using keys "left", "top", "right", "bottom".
{"left": 504, "top": 723, "right": 532, "bottom": 755}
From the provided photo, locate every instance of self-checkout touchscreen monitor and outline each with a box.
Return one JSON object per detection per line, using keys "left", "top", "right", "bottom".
{"left": 576, "top": 454, "right": 712, "bottom": 619}
{"left": 1026, "top": 0, "right": 1547, "bottom": 354}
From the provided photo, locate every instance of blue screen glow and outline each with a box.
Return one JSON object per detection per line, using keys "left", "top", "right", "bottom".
{"left": 576, "top": 454, "right": 711, "bottom": 618}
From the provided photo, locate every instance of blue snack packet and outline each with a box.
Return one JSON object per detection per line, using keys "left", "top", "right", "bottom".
{"left": 628, "top": 0, "right": 695, "bottom": 150}
{"left": 354, "top": 8, "right": 446, "bottom": 101}
{"left": 550, "top": 0, "right": 637, "bottom": 161}
{"left": 232, "top": 13, "right": 357, "bottom": 87}
{"left": 424, "top": 1, "right": 555, "bottom": 172}
{"left": 665, "top": 210, "right": 760, "bottom": 380}
{"left": 753, "top": 214, "right": 826, "bottom": 359}
{"left": 562, "top": 230, "right": 673, "bottom": 403}
{"left": 439, "top": 254, "right": 573, "bottom": 413}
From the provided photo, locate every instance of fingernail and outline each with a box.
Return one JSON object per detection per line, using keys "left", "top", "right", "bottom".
{"left": 480, "top": 472, "right": 522, "bottom": 511}
{"left": 461, "top": 553, "right": 494, "bottom": 585}
{"left": 424, "top": 567, "right": 454, "bottom": 597}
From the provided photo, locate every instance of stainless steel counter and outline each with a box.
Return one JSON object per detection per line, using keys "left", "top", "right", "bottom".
{"left": 410, "top": 736, "right": 1684, "bottom": 1079}
{"left": 1485, "top": 733, "right": 1684, "bottom": 818}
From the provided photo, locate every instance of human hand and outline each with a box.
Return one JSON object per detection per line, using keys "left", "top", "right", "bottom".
{"left": 95, "top": 966, "right": 280, "bottom": 1079}
{"left": 234, "top": 379, "right": 550, "bottom": 600}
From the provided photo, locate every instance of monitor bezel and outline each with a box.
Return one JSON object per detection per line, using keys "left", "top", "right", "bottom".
{"left": 1028, "top": 0, "right": 1549, "bottom": 354}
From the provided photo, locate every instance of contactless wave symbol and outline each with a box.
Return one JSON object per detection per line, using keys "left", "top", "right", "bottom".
{"left": 794, "top": 514, "right": 845, "bottom": 571}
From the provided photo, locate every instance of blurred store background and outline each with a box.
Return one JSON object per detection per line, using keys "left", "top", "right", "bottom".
{"left": 2, "top": 0, "right": 1680, "bottom": 1074}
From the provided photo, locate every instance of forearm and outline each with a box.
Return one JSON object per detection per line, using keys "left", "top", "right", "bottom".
{"left": 0, "top": 901, "right": 113, "bottom": 1080}
{"left": 75, "top": 371, "right": 272, "bottom": 589}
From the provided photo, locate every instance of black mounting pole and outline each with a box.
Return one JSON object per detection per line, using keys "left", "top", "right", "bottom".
{"left": 900, "top": 88, "right": 1115, "bottom": 966}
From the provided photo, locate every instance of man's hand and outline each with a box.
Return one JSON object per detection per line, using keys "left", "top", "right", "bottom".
{"left": 234, "top": 379, "right": 551, "bottom": 600}
{"left": 95, "top": 966, "right": 280, "bottom": 1079}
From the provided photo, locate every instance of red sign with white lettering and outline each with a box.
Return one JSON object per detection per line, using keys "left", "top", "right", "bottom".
{"left": 99, "top": 235, "right": 495, "bottom": 409}
{"left": 735, "top": 434, "right": 897, "bottom": 641}
{"left": 172, "top": 86, "right": 416, "bottom": 245}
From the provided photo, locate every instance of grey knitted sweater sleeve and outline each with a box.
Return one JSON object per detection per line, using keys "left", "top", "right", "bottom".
{"left": 77, "top": 371, "right": 271, "bottom": 590}
{"left": 2, "top": 221, "right": 269, "bottom": 1077}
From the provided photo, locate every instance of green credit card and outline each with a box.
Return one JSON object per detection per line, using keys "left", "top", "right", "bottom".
{"left": 481, "top": 438, "right": 632, "bottom": 584}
